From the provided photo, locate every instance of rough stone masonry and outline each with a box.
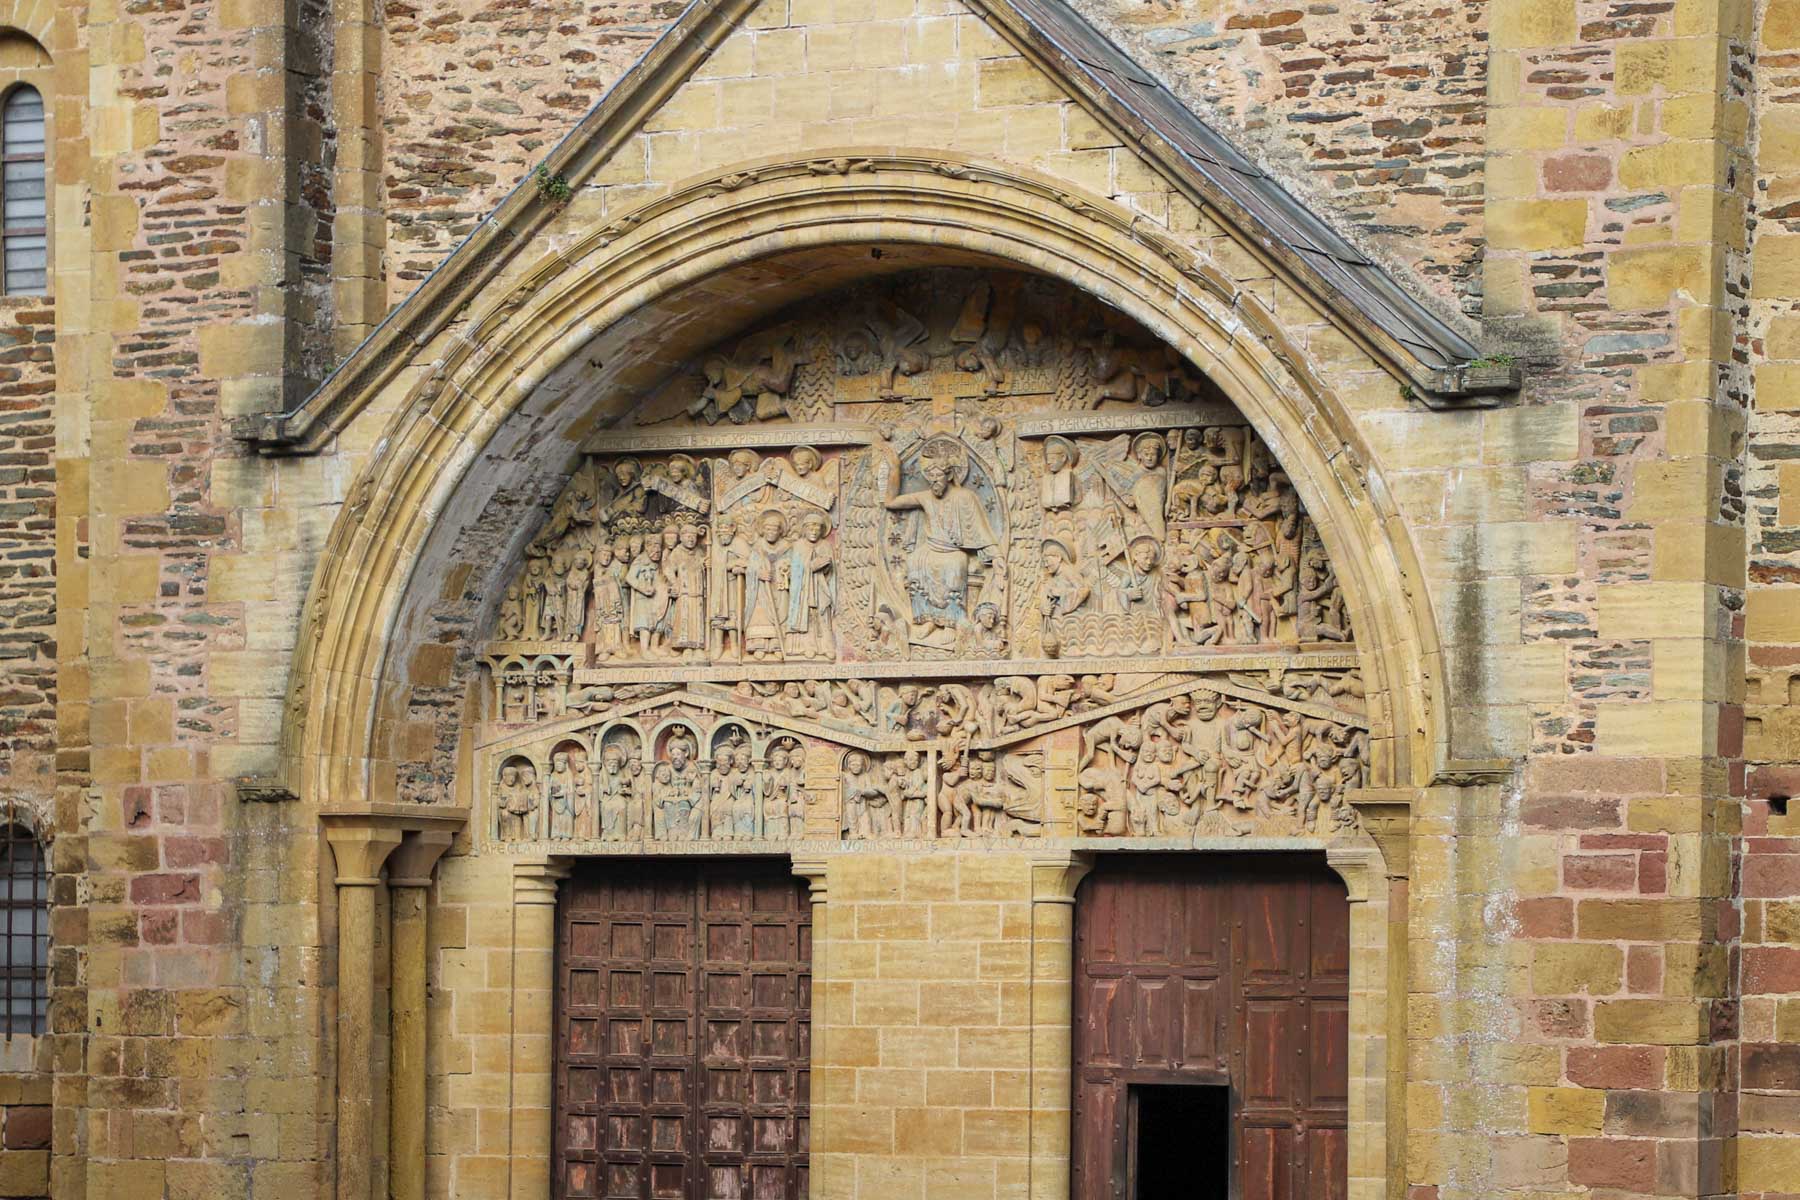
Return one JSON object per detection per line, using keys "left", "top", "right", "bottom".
{"left": 0, "top": 0, "right": 1788, "bottom": 1197}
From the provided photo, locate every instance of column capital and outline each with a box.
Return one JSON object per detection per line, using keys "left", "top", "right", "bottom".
{"left": 1345, "top": 786, "right": 1417, "bottom": 880}
{"left": 389, "top": 829, "right": 456, "bottom": 889}
{"left": 321, "top": 808, "right": 468, "bottom": 886}
{"left": 513, "top": 857, "right": 571, "bottom": 905}
{"left": 1325, "top": 845, "right": 1383, "bottom": 905}
{"left": 1029, "top": 851, "right": 1094, "bottom": 906}
{"left": 321, "top": 817, "right": 405, "bottom": 887}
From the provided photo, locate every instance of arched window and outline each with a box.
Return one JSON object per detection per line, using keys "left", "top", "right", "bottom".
{"left": 0, "top": 86, "right": 45, "bottom": 296}
{"left": 0, "top": 823, "right": 47, "bottom": 1036}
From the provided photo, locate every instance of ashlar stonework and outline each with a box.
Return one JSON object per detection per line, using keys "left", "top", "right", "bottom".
{"left": 16, "top": 0, "right": 1799, "bottom": 1196}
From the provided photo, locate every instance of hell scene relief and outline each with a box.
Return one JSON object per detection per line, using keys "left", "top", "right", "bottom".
{"left": 478, "top": 270, "right": 1367, "bottom": 849}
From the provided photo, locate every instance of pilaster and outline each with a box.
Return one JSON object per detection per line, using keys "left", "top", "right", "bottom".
{"left": 1026, "top": 852, "right": 1090, "bottom": 1200}
{"left": 791, "top": 856, "right": 831, "bottom": 1110}
{"left": 509, "top": 858, "right": 570, "bottom": 1200}
{"left": 388, "top": 830, "right": 455, "bottom": 1200}
{"left": 330, "top": 0, "right": 385, "bottom": 353}
{"left": 322, "top": 817, "right": 404, "bottom": 1200}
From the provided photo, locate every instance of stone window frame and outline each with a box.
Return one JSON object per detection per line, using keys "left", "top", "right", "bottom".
{"left": 0, "top": 26, "right": 49, "bottom": 302}
{"left": 0, "top": 807, "right": 48, "bottom": 1041}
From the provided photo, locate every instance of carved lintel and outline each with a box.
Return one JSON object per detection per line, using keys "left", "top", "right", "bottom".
{"left": 237, "top": 777, "right": 298, "bottom": 804}
{"left": 561, "top": 651, "right": 1362, "bottom": 690}
{"left": 1016, "top": 405, "right": 1245, "bottom": 437}
{"left": 1344, "top": 787, "right": 1414, "bottom": 880}
{"left": 579, "top": 424, "right": 876, "bottom": 455}
{"left": 1430, "top": 758, "right": 1516, "bottom": 788}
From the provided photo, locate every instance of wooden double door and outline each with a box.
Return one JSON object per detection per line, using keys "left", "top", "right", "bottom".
{"left": 555, "top": 860, "right": 812, "bottom": 1200}
{"left": 1072, "top": 855, "right": 1350, "bottom": 1200}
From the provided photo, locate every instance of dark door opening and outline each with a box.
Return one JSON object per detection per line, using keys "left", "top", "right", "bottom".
{"left": 1072, "top": 854, "right": 1350, "bottom": 1200}
{"left": 1132, "top": 1084, "right": 1230, "bottom": 1199}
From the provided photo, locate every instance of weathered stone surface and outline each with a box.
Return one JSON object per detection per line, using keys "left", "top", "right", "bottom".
{"left": 21, "top": 0, "right": 1797, "bottom": 1194}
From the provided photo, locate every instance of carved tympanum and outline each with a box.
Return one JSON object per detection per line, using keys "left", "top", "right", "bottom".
{"left": 479, "top": 270, "right": 1363, "bottom": 847}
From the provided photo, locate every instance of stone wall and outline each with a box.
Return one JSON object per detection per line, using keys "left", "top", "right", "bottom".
{"left": 373, "top": 0, "right": 1494, "bottom": 316}
{"left": 0, "top": 291, "right": 56, "bottom": 1200}
{"left": 0, "top": 297, "right": 55, "bottom": 823}
{"left": 0, "top": 1077, "right": 50, "bottom": 1199}
{"left": 1744, "top": 0, "right": 1800, "bottom": 1190}
{"left": 33, "top": 0, "right": 1800, "bottom": 1196}
{"left": 379, "top": 0, "right": 688, "bottom": 302}
{"left": 1410, "top": 0, "right": 1753, "bottom": 1196}
{"left": 64, "top": 0, "right": 333, "bottom": 1192}
{"left": 1071, "top": 0, "right": 1491, "bottom": 314}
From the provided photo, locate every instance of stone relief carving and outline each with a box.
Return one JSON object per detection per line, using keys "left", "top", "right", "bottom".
{"left": 478, "top": 270, "right": 1365, "bottom": 849}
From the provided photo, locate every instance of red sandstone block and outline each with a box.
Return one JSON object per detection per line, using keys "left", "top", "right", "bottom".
{"left": 1567, "top": 1045, "right": 1662, "bottom": 1090}
{"left": 1544, "top": 154, "right": 1612, "bottom": 192}
{"left": 1523, "top": 795, "right": 1622, "bottom": 831}
{"left": 1565, "top": 853, "right": 1638, "bottom": 891}
{"left": 138, "top": 912, "right": 177, "bottom": 946}
{"left": 1745, "top": 947, "right": 1800, "bottom": 994}
{"left": 1744, "top": 1044, "right": 1800, "bottom": 1092}
{"left": 1745, "top": 855, "right": 1800, "bottom": 899}
{"left": 121, "top": 786, "right": 153, "bottom": 829}
{"left": 1532, "top": 998, "right": 1589, "bottom": 1039}
{"left": 1749, "top": 764, "right": 1800, "bottom": 801}
{"left": 154, "top": 787, "right": 185, "bottom": 824}
{"left": 1638, "top": 851, "right": 1668, "bottom": 895}
{"left": 127, "top": 873, "right": 199, "bottom": 906}
{"left": 1627, "top": 945, "right": 1661, "bottom": 994}
{"left": 163, "top": 836, "right": 226, "bottom": 868}
{"left": 1717, "top": 900, "right": 1743, "bottom": 942}
{"left": 181, "top": 910, "right": 228, "bottom": 945}
{"left": 1528, "top": 756, "right": 1665, "bottom": 795}
{"left": 1517, "top": 897, "right": 1575, "bottom": 938}
{"left": 1719, "top": 704, "right": 1744, "bottom": 758}
{"left": 1581, "top": 833, "right": 1666, "bottom": 851}
{"left": 3, "top": 1106, "right": 49, "bottom": 1149}
{"left": 1569, "top": 1137, "right": 1656, "bottom": 1192}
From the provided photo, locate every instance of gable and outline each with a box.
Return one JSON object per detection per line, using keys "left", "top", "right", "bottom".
{"left": 245, "top": 0, "right": 1507, "bottom": 454}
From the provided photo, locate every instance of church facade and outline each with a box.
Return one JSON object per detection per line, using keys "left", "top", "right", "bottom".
{"left": 0, "top": 0, "right": 1794, "bottom": 1196}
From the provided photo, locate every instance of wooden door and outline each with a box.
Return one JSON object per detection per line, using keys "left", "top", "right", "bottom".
{"left": 556, "top": 860, "right": 812, "bottom": 1200}
{"left": 1072, "top": 855, "right": 1349, "bottom": 1200}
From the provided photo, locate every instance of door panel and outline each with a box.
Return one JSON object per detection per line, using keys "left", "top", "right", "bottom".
{"left": 1071, "top": 855, "right": 1350, "bottom": 1200}
{"left": 558, "top": 860, "right": 811, "bottom": 1200}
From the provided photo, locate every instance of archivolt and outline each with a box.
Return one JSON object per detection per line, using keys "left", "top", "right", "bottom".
{"left": 286, "top": 152, "right": 1445, "bottom": 808}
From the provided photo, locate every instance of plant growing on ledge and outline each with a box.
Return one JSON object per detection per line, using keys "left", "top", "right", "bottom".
{"left": 535, "top": 165, "right": 573, "bottom": 206}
